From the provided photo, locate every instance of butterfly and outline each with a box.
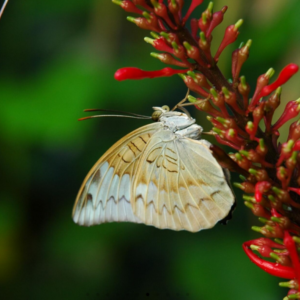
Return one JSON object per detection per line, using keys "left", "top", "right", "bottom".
{"left": 72, "top": 102, "right": 235, "bottom": 232}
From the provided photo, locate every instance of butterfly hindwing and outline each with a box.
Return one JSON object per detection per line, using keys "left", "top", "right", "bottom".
{"left": 72, "top": 122, "right": 162, "bottom": 226}
{"left": 132, "top": 131, "right": 235, "bottom": 232}
{"left": 176, "top": 138, "right": 235, "bottom": 229}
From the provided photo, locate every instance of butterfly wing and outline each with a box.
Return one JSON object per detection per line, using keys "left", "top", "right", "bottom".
{"left": 72, "top": 122, "right": 162, "bottom": 226}
{"left": 132, "top": 130, "right": 235, "bottom": 232}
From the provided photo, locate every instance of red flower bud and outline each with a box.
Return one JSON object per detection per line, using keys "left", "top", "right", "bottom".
{"left": 214, "top": 20, "right": 243, "bottom": 61}
{"left": 256, "top": 139, "right": 268, "bottom": 157}
{"left": 222, "top": 87, "right": 244, "bottom": 115}
{"left": 272, "top": 187, "right": 300, "bottom": 209}
{"left": 249, "top": 102, "right": 265, "bottom": 139}
{"left": 207, "top": 116, "right": 225, "bottom": 129}
{"left": 249, "top": 168, "right": 269, "bottom": 182}
{"left": 214, "top": 134, "right": 241, "bottom": 151}
{"left": 127, "top": 14, "right": 161, "bottom": 31}
{"left": 261, "top": 224, "right": 284, "bottom": 239}
{"left": 172, "top": 43, "right": 188, "bottom": 61}
{"left": 238, "top": 77, "right": 251, "bottom": 110}
{"left": 114, "top": 0, "right": 143, "bottom": 14}
{"left": 288, "top": 121, "right": 300, "bottom": 141}
{"left": 149, "top": 36, "right": 174, "bottom": 53}
{"left": 183, "top": 42, "right": 204, "bottom": 65}
{"left": 190, "top": 18, "right": 199, "bottom": 41}
{"left": 231, "top": 48, "right": 239, "bottom": 80}
{"left": 272, "top": 99, "right": 300, "bottom": 131}
{"left": 198, "top": 2, "right": 213, "bottom": 33}
{"left": 251, "top": 237, "right": 285, "bottom": 249}
{"left": 198, "top": 32, "right": 212, "bottom": 61}
{"left": 240, "top": 149, "right": 272, "bottom": 167}
{"left": 293, "top": 140, "right": 300, "bottom": 151}
{"left": 277, "top": 255, "right": 292, "bottom": 267}
{"left": 255, "top": 181, "right": 272, "bottom": 202}
{"left": 235, "top": 153, "right": 252, "bottom": 170}
{"left": 245, "top": 121, "right": 254, "bottom": 137}
{"left": 205, "top": 6, "right": 227, "bottom": 38}
{"left": 182, "top": 76, "right": 210, "bottom": 97}
{"left": 248, "top": 68, "right": 274, "bottom": 112}
{"left": 264, "top": 88, "right": 281, "bottom": 132}
{"left": 258, "top": 245, "right": 273, "bottom": 257}
{"left": 216, "top": 117, "right": 238, "bottom": 130}
{"left": 285, "top": 152, "right": 297, "bottom": 171}
{"left": 241, "top": 182, "right": 255, "bottom": 193}
{"left": 151, "top": 52, "right": 189, "bottom": 68}
{"left": 192, "top": 72, "right": 211, "bottom": 90}
{"left": 271, "top": 208, "right": 282, "bottom": 218}
{"left": 198, "top": 16, "right": 210, "bottom": 34}
{"left": 266, "top": 87, "right": 281, "bottom": 110}
{"left": 258, "top": 64, "right": 299, "bottom": 99}
{"left": 225, "top": 128, "right": 244, "bottom": 146}
{"left": 151, "top": 0, "right": 176, "bottom": 29}
{"left": 114, "top": 67, "right": 189, "bottom": 81}
{"left": 210, "top": 90, "right": 229, "bottom": 117}
{"left": 252, "top": 203, "right": 271, "bottom": 219}
{"left": 165, "top": 33, "right": 180, "bottom": 44}
{"left": 277, "top": 140, "right": 295, "bottom": 167}
{"left": 232, "top": 40, "right": 252, "bottom": 82}
{"left": 192, "top": 97, "right": 221, "bottom": 117}
{"left": 168, "top": 1, "right": 180, "bottom": 25}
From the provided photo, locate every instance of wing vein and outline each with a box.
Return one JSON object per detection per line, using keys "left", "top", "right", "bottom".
{"left": 181, "top": 142, "right": 226, "bottom": 217}
{"left": 165, "top": 143, "right": 176, "bottom": 230}
{"left": 173, "top": 140, "right": 194, "bottom": 231}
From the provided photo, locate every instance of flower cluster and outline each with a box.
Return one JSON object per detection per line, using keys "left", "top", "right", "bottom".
{"left": 112, "top": 0, "right": 300, "bottom": 298}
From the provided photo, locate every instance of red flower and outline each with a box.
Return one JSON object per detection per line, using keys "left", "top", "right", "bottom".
{"left": 114, "top": 67, "right": 189, "bottom": 81}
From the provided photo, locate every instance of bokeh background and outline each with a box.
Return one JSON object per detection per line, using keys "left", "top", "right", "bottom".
{"left": 1, "top": 0, "right": 300, "bottom": 299}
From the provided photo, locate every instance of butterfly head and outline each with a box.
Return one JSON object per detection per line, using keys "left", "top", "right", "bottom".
{"left": 151, "top": 105, "right": 191, "bottom": 121}
{"left": 151, "top": 105, "right": 170, "bottom": 121}
{"left": 152, "top": 105, "right": 193, "bottom": 125}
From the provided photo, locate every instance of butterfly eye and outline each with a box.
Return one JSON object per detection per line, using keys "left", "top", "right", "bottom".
{"left": 162, "top": 105, "right": 170, "bottom": 112}
{"left": 152, "top": 110, "right": 162, "bottom": 121}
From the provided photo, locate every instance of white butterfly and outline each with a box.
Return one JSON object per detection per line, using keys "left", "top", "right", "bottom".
{"left": 72, "top": 105, "right": 235, "bottom": 232}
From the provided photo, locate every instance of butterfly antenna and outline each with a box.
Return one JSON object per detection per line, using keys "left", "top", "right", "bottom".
{"left": 0, "top": 0, "right": 9, "bottom": 19}
{"left": 83, "top": 108, "right": 151, "bottom": 118}
{"left": 79, "top": 114, "right": 152, "bottom": 121}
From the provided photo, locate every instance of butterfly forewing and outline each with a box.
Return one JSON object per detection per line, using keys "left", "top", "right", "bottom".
{"left": 72, "top": 122, "right": 162, "bottom": 226}
{"left": 132, "top": 131, "right": 235, "bottom": 232}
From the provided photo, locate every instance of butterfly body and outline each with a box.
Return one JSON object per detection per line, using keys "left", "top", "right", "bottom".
{"left": 73, "top": 106, "right": 235, "bottom": 232}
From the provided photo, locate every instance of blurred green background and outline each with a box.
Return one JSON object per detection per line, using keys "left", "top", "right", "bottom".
{"left": 1, "top": 0, "right": 300, "bottom": 299}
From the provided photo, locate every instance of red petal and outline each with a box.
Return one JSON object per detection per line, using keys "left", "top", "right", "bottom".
{"left": 258, "top": 64, "right": 299, "bottom": 99}
{"left": 114, "top": 67, "right": 189, "bottom": 81}
{"left": 243, "top": 240, "right": 296, "bottom": 279}
{"left": 284, "top": 231, "right": 300, "bottom": 282}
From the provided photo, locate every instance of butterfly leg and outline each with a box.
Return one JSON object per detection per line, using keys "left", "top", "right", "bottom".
{"left": 171, "top": 89, "right": 190, "bottom": 112}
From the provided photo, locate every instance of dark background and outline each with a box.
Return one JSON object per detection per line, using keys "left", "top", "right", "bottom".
{"left": 1, "top": 0, "right": 300, "bottom": 299}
